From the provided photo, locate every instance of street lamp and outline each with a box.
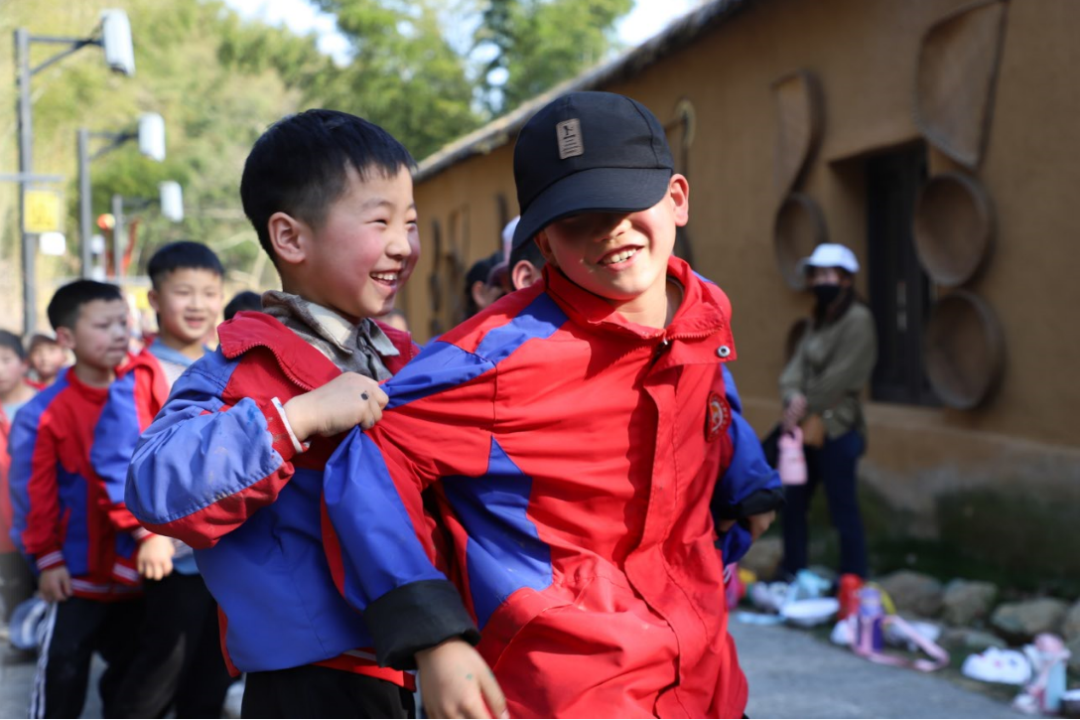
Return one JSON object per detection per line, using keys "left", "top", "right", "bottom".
{"left": 110, "top": 182, "right": 184, "bottom": 281}
{"left": 12, "top": 9, "right": 135, "bottom": 335}
{"left": 78, "top": 113, "right": 166, "bottom": 279}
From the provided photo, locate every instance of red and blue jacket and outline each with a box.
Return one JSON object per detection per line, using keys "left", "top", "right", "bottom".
{"left": 319, "top": 257, "right": 779, "bottom": 718}
{"left": 8, "top": 364, "right": 149, "bottom": 599}
{"left": 91, "top": 350, "right": 170, "bottom": 538}
{"left": 124, "top": 312, "right": 419, "bottom": 685}
{"left": 1, "top": 391, "right": 37, "bottom": 555}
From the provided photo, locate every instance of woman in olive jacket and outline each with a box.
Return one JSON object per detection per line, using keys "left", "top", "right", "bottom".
{"left": 779, "top": 244, "right": 877, "bottom": 579}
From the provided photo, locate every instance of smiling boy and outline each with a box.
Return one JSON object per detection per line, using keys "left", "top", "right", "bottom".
{"left": 125, "top": 110, "right": 421, "bottom": 718}
{"left": 316, "top": 91, "right": 780, "bottom": 718}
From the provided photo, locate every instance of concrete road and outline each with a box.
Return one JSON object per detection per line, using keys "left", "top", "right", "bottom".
{"left": 0, "top": 622, "right": 1029, "bottom": 719}
{"left": 733, "top": 620, "right": 1027, "bottom": 719}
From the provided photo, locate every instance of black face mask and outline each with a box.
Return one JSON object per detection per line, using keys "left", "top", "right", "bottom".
{"left": 812, "top": 283, "right": 842, "bottom": 308}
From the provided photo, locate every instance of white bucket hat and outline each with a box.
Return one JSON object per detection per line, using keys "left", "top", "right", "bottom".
{"left": 799, "top": 243, "right": 860, "bottom": 275}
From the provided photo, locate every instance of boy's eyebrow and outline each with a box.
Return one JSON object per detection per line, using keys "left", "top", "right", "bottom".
{"left": 360, "top": 197, "right": 417, "bottom": 212}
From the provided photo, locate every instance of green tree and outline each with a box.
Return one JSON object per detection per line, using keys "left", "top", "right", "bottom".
{"left": 311, "top": 0, "right": 480, "bottom": 160}
{"left": 473, "top": 0, "right": 633, "bottom": 115}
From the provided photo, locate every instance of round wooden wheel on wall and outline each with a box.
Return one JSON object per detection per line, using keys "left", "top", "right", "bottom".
{"left": 924, "top": 290, "right": 1004, "bottom": 409}
{"left": 774, "top": 193, "right": 827, "bottom": 290}
{"left": 913, "top": 172, "right": 995, "bottom": 287}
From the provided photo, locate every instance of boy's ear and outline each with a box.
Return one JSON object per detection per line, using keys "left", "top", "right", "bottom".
{"left": 54, "top": 327, "right": 76, "bottom": 351}
{"left": 669, "top": 174, "right": 690, "bottom": 227}
{"left": 511, "top": 260, "right": 542, "bottom": 292}
{"left": 147, "top": 288, "right": 161, "bottom": 314}
{"left": 268, "top": 212, "right": 308, "bottom": 266}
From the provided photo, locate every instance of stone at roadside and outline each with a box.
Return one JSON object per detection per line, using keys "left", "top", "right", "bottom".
{"left": 990, "top": 598, "right": 1068, "bottom": 644}
{"left": 877, "top": 570, "right": 944, "bottom": 618}
{"left": 940, "top": 627, "right": 1007, "bottom": 653}
{"left": 942, "top": 579, "right": 999, "bottom": 627}
{"left": 741, "top": 536, "right": 783, "bottom": 580}
{"left": 1063, "top": 600, "right": 1080, "bottom": 642}
{"left": 1067, "top": 637, "right": 1080, "bottom": 676}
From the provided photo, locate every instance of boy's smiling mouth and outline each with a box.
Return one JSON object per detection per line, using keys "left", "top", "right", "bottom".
{"left": 598, "top": 245, "right": 642, "bottom": 267}
{"left": 370, "top": 270, "right": 401, "bottom": 286}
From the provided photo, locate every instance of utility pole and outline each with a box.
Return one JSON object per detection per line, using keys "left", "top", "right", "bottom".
{"left": 14, "top": 28, "right": 36, "bottom": 337}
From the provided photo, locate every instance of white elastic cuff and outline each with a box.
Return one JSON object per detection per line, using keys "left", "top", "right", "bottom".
{"left": 271, "top": 397, "right": 309, "bottom": 454}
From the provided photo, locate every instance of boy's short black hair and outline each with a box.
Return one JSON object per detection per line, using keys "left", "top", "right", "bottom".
{"left": 0, "top": 330, "right": 25, "bottom": 361}
{"left": 47, "top": 280, "right": 123, "bottom": 331}
{"left": 147, "top": 241, "right": 225, "bottom": 288}
{"left": 510, "top": 238, "right": 545, "bottom": 275}
{"left": 224, "top": 291, "right": 263, "bottom": 321}
{"left": 240, "top": 109, "right": 416, "bottom": 264}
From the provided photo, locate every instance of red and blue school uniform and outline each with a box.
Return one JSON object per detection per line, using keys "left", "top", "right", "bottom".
{"left": 1, "top": 388, "right": 37, "bottom": 622}
{"left": 124, "top": 311, "right": 419, "bottom": 692}
{"left": 8, "top": 361, "right": 151, "bottom": 718}
{"left": 9, "top": 364, "right": 150, "bottom": 595}
{"left": 320, "top": 257, "right": 780, "bottom": 718}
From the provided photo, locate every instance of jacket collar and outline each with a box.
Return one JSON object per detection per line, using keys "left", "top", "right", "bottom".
{"left": 217, "top": 311, "right": 415, "bottom": 391}
{"left": 147, "top": 338, "right": 202, "bottom": 369}
{"left": 261, "top": 291, "right": 400, "bottom": 360}
{"left": 542, "top": 256, "right": 736, "bottom": 366}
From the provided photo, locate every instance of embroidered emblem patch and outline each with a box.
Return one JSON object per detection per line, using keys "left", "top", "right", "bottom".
{"left": 706, "top": 392, "right": 730, "bottom": 442}
{"left": 556, "top": 118, "right": 584, "bottom": 159}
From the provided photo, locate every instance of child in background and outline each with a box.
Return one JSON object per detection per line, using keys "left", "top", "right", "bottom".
{"left": 126, "top": 109, "right": 420, "bottom": 718}
{"left": 224, "top": 290, "right": 263, "bottom": 321}
{"left": 0, "top": 330, "right": 37, "bottom": 624}
{"left": 8, "top": 281, "right": 168, "bottom": 718}
{"left": 92, "top": 241, "right": 232, "bottom": 718}
{"left": 25, "top": 334, "right": 67, "bottom": 389}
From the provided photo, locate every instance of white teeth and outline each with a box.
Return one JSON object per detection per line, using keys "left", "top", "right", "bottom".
{"left": 371, "top": 272, "right": 398, "bottom": 282}
{"left": 601, "top": 248, "right": 638, "bottom": 265}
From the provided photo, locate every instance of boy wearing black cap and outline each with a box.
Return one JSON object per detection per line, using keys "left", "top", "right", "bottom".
{"left": 321, "top": 91, "right": 779, "bottom": 718}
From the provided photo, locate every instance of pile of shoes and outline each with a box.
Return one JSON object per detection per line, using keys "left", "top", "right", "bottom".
{"left": 961, "top": 633, "right": 1072, "bottom": 715}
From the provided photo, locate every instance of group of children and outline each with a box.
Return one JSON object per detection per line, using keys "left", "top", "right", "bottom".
{"left": 3, "top": 90, "right": 783, "bottom": 719}
{"left": 0, "top": 243, "right": 261, "bottom": 717}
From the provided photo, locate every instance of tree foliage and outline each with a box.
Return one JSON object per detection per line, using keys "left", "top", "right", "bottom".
{"left": 0, "top": 0, "right": 632, "bottom": 317}
{"left": 474, "top": 0, "right": 633, "bottom": 114}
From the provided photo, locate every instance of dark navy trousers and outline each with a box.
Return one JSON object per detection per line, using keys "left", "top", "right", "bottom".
{"left": 781, "top": 430, "right": 868, "bottom": 578}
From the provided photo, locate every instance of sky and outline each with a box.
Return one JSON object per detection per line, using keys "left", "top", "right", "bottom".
{"left": 221, "top": 0, "right": 704, "bottom": 66}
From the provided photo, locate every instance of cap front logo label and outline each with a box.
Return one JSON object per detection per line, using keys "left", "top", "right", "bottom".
{"left": 556, "top": 119, "right": 584, "bottom": 159}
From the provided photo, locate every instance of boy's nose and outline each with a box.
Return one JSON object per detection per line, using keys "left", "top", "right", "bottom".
{"left": 387, "top": 230, "right": 414, "bottom": 259}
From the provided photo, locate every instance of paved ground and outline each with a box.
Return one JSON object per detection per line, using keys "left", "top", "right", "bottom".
{"left": 732, "top": 620, "right": 1027, "bottom": 719}
{"left": 0, "top": 622, "right": 1029, "bottom": 718}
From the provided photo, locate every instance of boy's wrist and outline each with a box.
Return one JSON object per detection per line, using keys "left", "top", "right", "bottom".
{"left": 35, "top": 550, "right": 65, "bottom": 572}
{"left": 275, "top": 396, "right": 311, "bottom": 453}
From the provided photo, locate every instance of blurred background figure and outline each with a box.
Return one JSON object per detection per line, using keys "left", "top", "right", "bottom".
{"left": 224, "top": 290, "right": 263, "bottom": 322}
{"left": 464, "top": 250, "right": 506, "bottom": 318}
{"left": 25, "top": 333, "right": 68, "bottom": 389}
{"left": 778, "top": 244, "right": 877, "bottom": 581}
{"left": 0, "top": 330, "right": 37, "bottom": 633}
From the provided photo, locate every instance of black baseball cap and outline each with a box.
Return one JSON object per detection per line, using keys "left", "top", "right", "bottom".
{"left": 512, "top": 91, "right": 675, "bottom": 250}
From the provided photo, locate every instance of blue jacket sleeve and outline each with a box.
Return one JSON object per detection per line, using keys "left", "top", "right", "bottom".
{"left": 324, "top": 429, "right": 479, "bottom": 669}
{"left": 322, "top": 340, "right": 496, "bottom": 668}
{"left": 91, "top": 372, "right": 150, "bottom": 536}
{"left": 713, "top": 366, "right": 784, "bottom": 564}
{"left": 124, "top": 354, "right": 302, "bottom": 549}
